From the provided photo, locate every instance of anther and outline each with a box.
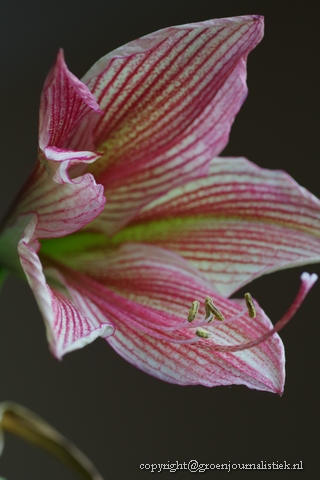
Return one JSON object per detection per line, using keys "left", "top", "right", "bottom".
{"left": 196, "top": 328, "right": 212, "bottom": 339}
{"left": 205, "top": 297, "right": 225, "bottom": 322}
{"left": 244, "top": 292, "right": 256, "bottom": 318}
{"left": 188, "top": 300, "right": 200, "bottom": 322}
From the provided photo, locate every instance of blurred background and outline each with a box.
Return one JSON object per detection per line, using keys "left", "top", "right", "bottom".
{"left": 0, "top": 0, "right": 319, "bottom": 478}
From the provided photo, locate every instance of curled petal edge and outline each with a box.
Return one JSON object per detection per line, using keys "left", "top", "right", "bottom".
{"left": 17, "top": 215, "right": 114, "bottom": 360}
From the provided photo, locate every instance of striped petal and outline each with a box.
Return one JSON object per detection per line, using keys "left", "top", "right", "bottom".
{"left": 10, "top": 162, "right": 105, "bottom": 240}
{"left": 7, "top": 51, "right": 106, "bottom": 240}
{"left": 17, "top": 217, "right": 114, "bottom": 359}
{"left": 82, "top": 15, "right": 264, "bottom": 234}
{"left": 110, "top": 157, "right": 320, "bottom": 296}
{"left": 39, "top": 49, "right": 103, "bottom": 152}
{"left": 59, "top": 242, "right": 295, "bottom": 393}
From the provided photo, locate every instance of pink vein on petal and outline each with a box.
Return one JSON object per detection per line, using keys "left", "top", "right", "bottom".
{"left": 17, "top": 217, "right": 114, "bottom": 359}
{"left": 81, "top": 16, "right": 263, "bottom": 234}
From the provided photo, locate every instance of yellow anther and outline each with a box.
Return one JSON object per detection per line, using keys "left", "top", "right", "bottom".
{"left": 244, "top": 292, "right": 256, "bottom": 318}
{"left": 196, "top": 328, "right": 211, "bottom": 339}
{"left": 188, "top": 300, "right": 200, "bottom": 322}
{"left": 205, "top": 297, "right": 225, "bottom": 322}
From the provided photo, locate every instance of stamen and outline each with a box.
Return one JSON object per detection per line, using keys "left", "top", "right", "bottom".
{"left": 167, "top": 299, "right": 245, "bottom": 332}
{"left": 244, "top": 292, "right": 256, "bottom": 318}
{"left": 165, "top": 273, "right": 318, "bottom": 349}
{"left": 185, "top": 272, "right": 317, "bottom": 352}
{"left": 188, "top": 300, "right": 200, "bottom": 322}
{"left": 196, "top": 328, "right": 211, "bottom": 339}
{"left": 205, "top": 297, "right": 224, "bottom": 321}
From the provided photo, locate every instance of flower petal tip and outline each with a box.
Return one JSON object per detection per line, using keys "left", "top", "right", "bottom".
{"left": 52, "top": 323, "right": 115, "bottom": 361}
{"left": 251, "top": 14, "right": 264, "bottom": 22}
{"left": 51, "top": 49, "right": 103, "bottom": 116}
{"left": 39, "top": 47, "right": 104, "bottom": 153}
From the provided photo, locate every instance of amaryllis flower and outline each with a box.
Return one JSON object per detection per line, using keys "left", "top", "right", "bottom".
{"left": 1, "top": 15, "right": 320, "bottom": 394}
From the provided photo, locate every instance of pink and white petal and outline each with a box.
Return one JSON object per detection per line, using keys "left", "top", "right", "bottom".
{"left": 60, "top": 242, "right": 215, "bottom": 301}
{"left": 82, "top": 16, "right": 263, "bottom": 234}
{"left": 39, "top": 147, "right": 101, "bottom": 184}
{"left": 39, "top": 49, "right": 102, "bottom": 153}
{"left": 17, "top": 217, "right": 114, "bottom": 359}
{"left": 6, "top": 51, "right": 106, "bottom": 241}
{"left": 115, "top": 157, "right": 320, "bottom": 296}
{"left": 106, "top": 317, "right": 284, "bottom": 393}
{"left": 10, "top": 161, "right": 105, "bottom": 240}
{"left": 63, "top": 243, "right": 288, "bottom": 393}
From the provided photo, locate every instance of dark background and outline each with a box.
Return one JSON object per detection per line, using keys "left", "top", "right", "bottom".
{"left": 0, "top": 1, "right": 319, "bottom": 478}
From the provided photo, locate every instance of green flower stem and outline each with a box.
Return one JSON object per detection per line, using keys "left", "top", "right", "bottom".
{"left": 0, "top": 402, "right": 104, "bottom": 480}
